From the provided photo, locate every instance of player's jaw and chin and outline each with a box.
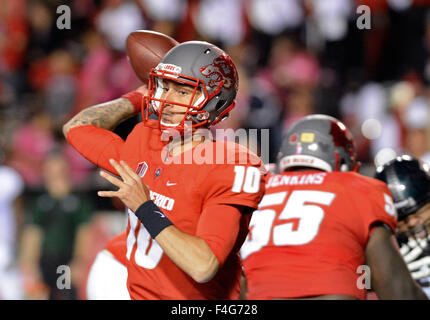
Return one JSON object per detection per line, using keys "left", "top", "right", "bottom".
{"left": 148, "top": 76, "right": 205, "bottom": 130}
{"left": 156, "top": 102, "right": 201, "bottom": 145}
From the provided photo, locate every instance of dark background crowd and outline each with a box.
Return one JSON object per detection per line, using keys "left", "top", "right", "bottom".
{"left": 1, "top": 0, "right": 430, "bottom": 299}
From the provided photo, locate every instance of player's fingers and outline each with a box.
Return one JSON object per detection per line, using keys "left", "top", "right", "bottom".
{"left": 411, "top": 266, "right": 430, "bottom": 280}
{"left": 407, "top": 237, "right": 421, "bottom": 248}
{"left": 109, "top": 159, "right": 132, "bottom": 182}
{"left": 418, "top": 238, "right": 429, "bottom": 249}
{"left": 404, "top": 246, "right": 424, "bottom": 263}
{"left": 120, "top": 160, "right": 141, "bottom": 183}
{"left": 99, "top": 170, "right": 126, "bottom": 188}
{"left": 97, "top": 190, "right": 117, "bottom": 198}
{"left": 399, "top": 244, "right": 411, "bottom": 256}
{"left": 408, "top": 256, "right": 430, "bottom": 271}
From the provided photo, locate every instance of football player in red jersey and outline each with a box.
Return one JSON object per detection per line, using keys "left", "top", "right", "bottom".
{"left": 63, "top": 41, "right": 265, "bottom": 300}
{"left": 240, "top": 114, "right": 427, "bottom": 300}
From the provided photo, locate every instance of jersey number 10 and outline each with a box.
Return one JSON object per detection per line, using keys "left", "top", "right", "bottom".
{"left": 126, "top": 212, "right": 164, "bottom": 269}
{"left": 124, "top": 165, "right": 262, "bottom": 269}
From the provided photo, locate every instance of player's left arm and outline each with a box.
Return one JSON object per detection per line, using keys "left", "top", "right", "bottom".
{"left": 365, "top": 225, "right": 428, "bottom": 299}
{"left": 154, "top": 204, "right": 244, "bottom": 283}
{"left": 97, "top": 159, "right": 249, "bottom": 283}
{"left": 363, "top": 181, "right": 427, "bottom": 299}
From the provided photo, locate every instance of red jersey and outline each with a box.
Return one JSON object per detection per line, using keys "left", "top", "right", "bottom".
{"left": 240, "top": 171, "right": 397, "bottom": 300}
{"left": 67, "top": 120, "right": 265, "bottom": 299}
{"left": 105, "top": 232, "right": 128, "bottom": 267}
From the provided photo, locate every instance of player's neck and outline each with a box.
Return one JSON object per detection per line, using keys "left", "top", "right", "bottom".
{"left": 167, "top": 128, "right": 210, "bottom": 157}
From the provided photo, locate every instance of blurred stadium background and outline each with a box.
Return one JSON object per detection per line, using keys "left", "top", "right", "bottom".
{"left": 1, "top": 0, "right": 430, "bottom": 299}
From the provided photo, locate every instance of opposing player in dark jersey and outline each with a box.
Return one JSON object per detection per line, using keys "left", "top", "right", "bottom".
{"left": 64, "top": 41, "right": 265, "bottom": 299}
{"left": 375, "top": 155, "right": 430, "bottom": 298}
{"left": 240, "top": 114, "right": 427, "bottom": 300}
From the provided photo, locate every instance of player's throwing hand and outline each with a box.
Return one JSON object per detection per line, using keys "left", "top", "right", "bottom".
{"left": 98, "top": 159, "right": 150, "bottom": 212}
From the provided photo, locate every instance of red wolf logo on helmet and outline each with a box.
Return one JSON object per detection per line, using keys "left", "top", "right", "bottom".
{"left": 200, "top": 56, "right": 238, "bottom": 90}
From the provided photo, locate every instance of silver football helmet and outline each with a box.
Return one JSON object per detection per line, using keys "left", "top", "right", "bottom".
{"left": 145, "top": 41, "right": 238, "bottom": 131}
{"left": 277, "top": 114, "right": 358, "bottom": 172}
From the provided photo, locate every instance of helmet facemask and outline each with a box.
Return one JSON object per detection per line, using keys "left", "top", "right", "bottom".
{"left": 398, "top": 218, "right": 430, "bottom": 258}
{"left": 401, "top": 203, "right": 430, "bottom": 242}
{"left": 144, "top": 65, "right": 225, "bottom": 133}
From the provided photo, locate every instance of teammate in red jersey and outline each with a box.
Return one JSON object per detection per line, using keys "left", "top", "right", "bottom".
{"left": 240, "top": 114, "right": 427, "bottom": 300}
{"left": 63, "top": 41, "right": 265, "bottom": 299}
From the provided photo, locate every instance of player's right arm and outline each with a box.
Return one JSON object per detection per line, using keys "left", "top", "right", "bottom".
{"left": 365, "top": 226, "right": 428, "bottom": 299}
{"left": 62, "top": 88, "right": 145, "bottom": 174}
{"left": 356, "top": 178, "right": 427, "bottom": 299}
{"left": 62, "top": 98, "right": 136, "bottom": 135}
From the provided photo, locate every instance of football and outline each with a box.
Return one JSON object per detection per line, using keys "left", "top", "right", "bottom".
{"left": 126, "top": 30, "right": 179, "bottom": 84}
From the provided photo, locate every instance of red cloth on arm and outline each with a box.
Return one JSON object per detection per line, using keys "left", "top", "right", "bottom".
{"left": 66, "top": 125, "right": 124, "bottom": 175}
{"left": 196, "top": 204, "right": 246, "bottom": 266}
{"left": 121, "top": 91, "right": 144, "bottom": 114}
